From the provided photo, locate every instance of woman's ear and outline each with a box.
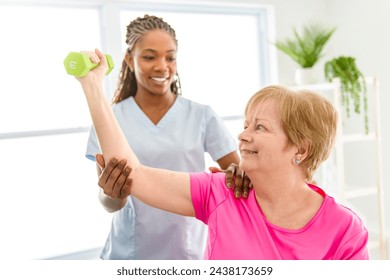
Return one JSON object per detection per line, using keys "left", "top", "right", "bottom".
{"left": 125, "top": 53, "right": 134, "bottom": 72}
{"left": 295, "top": 140, "right": 310, "bottom": 162}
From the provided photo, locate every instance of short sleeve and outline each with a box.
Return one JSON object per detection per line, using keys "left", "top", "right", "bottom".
{"left": 190, "top": 172, "right": 230, "bottom": 224}
{"left": 204, "top": 105, "right": 237, "bottom": 161}
{"left": 335, "top": 221, "right": 369, "bottom": 260}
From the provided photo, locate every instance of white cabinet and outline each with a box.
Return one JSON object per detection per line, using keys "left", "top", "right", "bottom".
{"left": 291, "top": 77, "right": 387, "bottom": 259}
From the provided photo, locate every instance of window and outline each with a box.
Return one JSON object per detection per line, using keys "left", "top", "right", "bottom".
{"left": 0, "top": 5, "right": 101, "bottom": 133}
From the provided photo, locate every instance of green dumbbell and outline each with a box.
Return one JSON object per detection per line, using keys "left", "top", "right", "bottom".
{"left": 63, "top": 52, "right": 114, "bottom": 77}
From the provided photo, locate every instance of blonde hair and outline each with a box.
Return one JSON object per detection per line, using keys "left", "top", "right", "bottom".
{"left": 245, "top": 85, "right": 338, "bottom": 181}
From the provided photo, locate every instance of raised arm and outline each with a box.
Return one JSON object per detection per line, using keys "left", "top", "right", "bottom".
{"left": 76, "top": 49, "right": 194, "bottom": 216}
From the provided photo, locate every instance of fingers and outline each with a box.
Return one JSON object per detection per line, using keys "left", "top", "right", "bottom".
{"left": 110, "top": 166, "right": 132, "bottom": 199}
{"left": 224, "top": 163, "right": 238, "bottom": 188}
{"left": 98, "top": 158, "right": 128, "bottom": 198}
{"left": 234, "top": 170, "right": 244, "bottom": 198}
{"left": 120, "top": 177, "right": 133, "bottom": 199}
{"left": 98, "top": 157, "right": 118, "bottom": 189}
{"left": 77, "top": 49, "right": 107, "bottom": 77}
{"left": 80, "top": 50, "right": 100, "bottom": 64}
{"left": 209, "top": 166, "right": 222, "bottom": 173}
{"left": 241, "top": 173, "right": 252, "bottom": 199}
{"left": 95, "top": 48, "right": 107, "bottom": 68}
{"left": 223, "top": 163, "right": 252, "bottom": 199}
{"left": 105, "top": 159, "right": 127, "bottom": 197}
{"left": 95, "top": 153, "right": 105, "bottom": 169}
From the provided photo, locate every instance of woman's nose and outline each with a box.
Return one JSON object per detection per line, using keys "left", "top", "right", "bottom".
{"left": 238, "top": 129, "right": 251, "bottom": 142}
{"left": 154, "top": 58, "right": 168, "bottom": 71}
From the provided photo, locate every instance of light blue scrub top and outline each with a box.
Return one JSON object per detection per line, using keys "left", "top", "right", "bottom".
{"left": 86, "top": 96, "right": 237, "bottom": 259}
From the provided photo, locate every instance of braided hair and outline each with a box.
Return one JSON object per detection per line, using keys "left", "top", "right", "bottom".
{"left": 113, "top": 15, "right": 182, "bottom": 104}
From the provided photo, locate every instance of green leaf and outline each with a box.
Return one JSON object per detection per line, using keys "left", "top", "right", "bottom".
{"left": 324, "top": 56, "right": 368, "bottom": 134}
{"left": 274, "top": 23, "right": 336, "bottom": 68}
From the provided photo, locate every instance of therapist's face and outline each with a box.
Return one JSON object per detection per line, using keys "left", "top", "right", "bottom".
{"left": 126, "top": 29, "right": 177, "bottom": 97}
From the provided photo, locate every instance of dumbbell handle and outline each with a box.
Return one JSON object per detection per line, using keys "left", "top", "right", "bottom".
{"left": 63, "top": 52, "right": 114, "bottom": 77}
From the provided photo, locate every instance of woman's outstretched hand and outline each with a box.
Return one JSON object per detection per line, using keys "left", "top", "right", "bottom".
{"left": 75, "top": 49, "right": 108, "bottom": 83}
{"left": 209, "top": 163, "right": 252, "bottom": 199}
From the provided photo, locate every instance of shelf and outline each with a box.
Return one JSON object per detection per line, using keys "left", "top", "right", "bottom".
{"left": 290, "top": 81, "right": 336, "bottom": 91}
{"left": 344, "top": 186, "right": 377, "bottom": 199}
{"left": 368, "top": 240, "right": 381, "bottom": 250}
{"left": 342, "top": 132, "right": 376, "bottom": 143}
{"left": 290, "top": 77, "right": 375, "bottom": 91}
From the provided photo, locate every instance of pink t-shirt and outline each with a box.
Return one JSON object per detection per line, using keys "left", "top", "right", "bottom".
{"left": 190, "top": 172, "right": 369, "bottom": 260}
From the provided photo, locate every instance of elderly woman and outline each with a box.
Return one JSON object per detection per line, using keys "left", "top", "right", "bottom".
{"left": 75, "top": 49, "right": 368, "bottom": 260}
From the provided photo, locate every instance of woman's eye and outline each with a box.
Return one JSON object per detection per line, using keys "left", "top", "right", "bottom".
{"left": 167, "top": 56, "right": 176, "bottom": 62}
{"left": 143, "top": 56, "right": 154, "bottom": 60}
{"left": 256, "top": 124, "right": 265, "bottom": 131}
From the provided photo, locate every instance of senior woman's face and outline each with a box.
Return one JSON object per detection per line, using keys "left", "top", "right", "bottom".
{"left": 238, "top": 100, "right": 296, "bottom": 174}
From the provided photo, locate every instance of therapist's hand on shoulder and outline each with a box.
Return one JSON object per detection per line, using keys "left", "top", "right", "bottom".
{"left": 209, "top": 163, "right": 252, "bottom": 199}
{"left": 96, "top": 154, "right": 132, "bottom": 200}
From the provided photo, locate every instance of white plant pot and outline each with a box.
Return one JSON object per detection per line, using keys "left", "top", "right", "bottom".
{"left": 294, "top": 67, "right": 318, "bottom": 85}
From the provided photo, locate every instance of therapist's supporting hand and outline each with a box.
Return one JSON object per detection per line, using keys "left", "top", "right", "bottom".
{"left": 209, "top": 163, "right": 252, "bottom": 199}
{"left": 96, "top": 154, "right": 132, "bottom": 200}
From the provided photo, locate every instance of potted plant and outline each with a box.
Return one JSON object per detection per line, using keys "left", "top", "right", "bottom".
{"left": 324, "top": 56, "right": 368, "bottom": 133}
{"left": 274, "top": 23, "right": 336, "bottom": 84}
